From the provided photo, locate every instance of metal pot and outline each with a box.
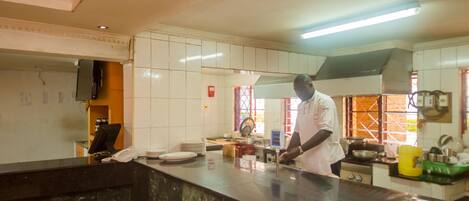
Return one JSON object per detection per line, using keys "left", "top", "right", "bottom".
{"left": 352, "top": 150, "right": 378, "bottom": 160}
{"left": 340, "top": 137, "right": 367, "bottom": 154}
{"left": 347, "top": 137, "right": 367, "bottom": 145}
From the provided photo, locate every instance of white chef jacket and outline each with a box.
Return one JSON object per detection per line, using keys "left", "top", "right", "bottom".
{"left": 294, "top": 91, "right": 345, "bottom": 176}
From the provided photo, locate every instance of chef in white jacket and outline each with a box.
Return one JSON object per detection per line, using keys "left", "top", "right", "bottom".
{"left": 280, "top": 74, "right": 345, "bottom": 177}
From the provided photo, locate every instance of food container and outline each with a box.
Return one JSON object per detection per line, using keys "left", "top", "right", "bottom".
{"left": 398, "top": 145, "right": 423, "bottom": 177}
{"left": 436, "top": 154, "right": 448, "bottom": 163}
{"left": 423, "top": 160, "right": 469, "bottom": 176}
{"left": 428, "top": 153, "right": 437, "bottom": 162}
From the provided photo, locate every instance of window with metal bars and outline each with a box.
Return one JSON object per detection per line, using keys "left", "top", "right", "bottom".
{"left": 234, "top": 86, "right": 265, "bottom": 134}
{"left": 345, "top": 74, "right": 418, "bottom": 145}
{"left": 283, "top": 98, "right": 302, "bottom": 136}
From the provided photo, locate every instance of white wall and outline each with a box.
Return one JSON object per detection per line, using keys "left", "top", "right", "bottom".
{"left": 125, "top": 34, "right": 204, "bottom": 152}
{"left": 201, "top": 73, "right": 230, "bottom": 138}
{"left": 0, "top": 69, "right": 87, "bottom": 164}
{"left": 413, "top": 45, "right": 469, "bottom": 149}
{"left": 202, "top": 73, "right": 284, "bottom": 138}
{"left": 126, "top": 31, "right": 325, "bottom": 152}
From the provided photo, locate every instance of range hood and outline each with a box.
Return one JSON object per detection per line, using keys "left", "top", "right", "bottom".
{"left": 254, "top": 75, "right": 296, "bottom": 99}
{"left": 254, "top": 48, "right": 412, "bottom": 99}
{"left": 314, "top": 48, "right": 412, "bottom": 96}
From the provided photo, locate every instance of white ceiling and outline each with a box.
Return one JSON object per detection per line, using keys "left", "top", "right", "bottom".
{"left": 1, "top": 0, "right": 469, "bottom": 51}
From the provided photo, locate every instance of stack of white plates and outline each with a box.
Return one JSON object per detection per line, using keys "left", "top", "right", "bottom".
{"left": 181, "top": 141, "right": 206, "bottom": 155}
{"left": 159, "top": 152, "right": 197, "bottom": 162}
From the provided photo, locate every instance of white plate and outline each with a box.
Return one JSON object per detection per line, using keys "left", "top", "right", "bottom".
{"left": 159, "top": 152, "right": 197, "bottom": 161}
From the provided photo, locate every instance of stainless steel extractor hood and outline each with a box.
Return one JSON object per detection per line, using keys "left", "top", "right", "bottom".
{"left": 254, "top": 48, "right": 412, "bottom": 99}
{"left": 314, "top": 48, "right": 412, "bottom": 96}
{"left": 254, "top": 75, "right": 296, "bottom": 99}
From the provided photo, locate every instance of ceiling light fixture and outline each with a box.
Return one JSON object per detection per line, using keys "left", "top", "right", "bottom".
{"left": 97, "top": 25, "right": 109, "bottom": 30}
{"left": 301, "top": 3, "right": 420, "bottom": 39}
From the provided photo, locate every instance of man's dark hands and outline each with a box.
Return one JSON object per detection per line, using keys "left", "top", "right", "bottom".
{"left": 279, "top": 146, "right": 301, "bottom": 162}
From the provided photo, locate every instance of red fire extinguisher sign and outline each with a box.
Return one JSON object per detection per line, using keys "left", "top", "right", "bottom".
{"left": 208, "top": 86, "right": 215, "bottom": 97}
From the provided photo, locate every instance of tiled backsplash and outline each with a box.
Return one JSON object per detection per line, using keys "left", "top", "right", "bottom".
{"left": 413, "top": 44, "right": 469, "bottom": 149}
{"left": 125, "top": 31, "right": 324, "bottom": 152}
{"left": 125, "top": 33, "right": 204, "bottom": 152}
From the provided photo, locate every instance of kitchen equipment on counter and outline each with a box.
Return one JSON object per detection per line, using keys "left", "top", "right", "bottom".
{"left": 398, "top": 145, "right": 423, "bottom": 177}
{"left": 442, "top": 148, "right": 456, "bottom": 157}
{"left": 159, "top": 152, "right": 197, "bottom": 163}
{"left": 429, "top": 146, "right": 443, "bottom": 155}
{"left": 352, "top": 150, "right": 378, "bottom": 160}
{"left": 340, "top": 161, "right": 372, "bottom": 185}
{"left": 346, "top": 142, "right": 384, "bottom": 160}
{"left": 423, "top": 160, "right": 469, "bottom": 176}
{"left": 234, "top": 143, "right": 256, "bottom": 158}
{"left": 239, "top": 117, "right": 255, "bottom": 137}
{"left": 438, "top": 135, "right": 453, "bottom": 148}
{"left": 384, "top": 143, "right": 398, "bottom": 158}
{"left": 436, "top": 154, "right": 449, "bottom": 163}
{"left": 428, "top": 153, "right": 437, "bottom": 162}
{"left": 181, "top": 141, "right": 206, "bottom": 155}
{"left": 340, "top": 137, "right": 367, "bottom": 154}
{"left": 145, "top": 149, "right": 166, "bottom": 159}
{"left": 263, "top": 147, "right": 287, "bottom": 164}
{"left": 437, "top": 135, "right": 464, "bottom": 153}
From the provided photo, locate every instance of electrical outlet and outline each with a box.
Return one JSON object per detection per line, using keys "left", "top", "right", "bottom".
{"left": 424, "top": 95, "right": 434, "bottom": 108}
{"left": 416, "top": 95, "right": 424, "bottom": 107}
{"left": 438, "top": 94, "right": 449, "bottom": 107}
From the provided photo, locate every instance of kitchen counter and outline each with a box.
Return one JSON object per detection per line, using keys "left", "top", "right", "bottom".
{"left": 388, "top": 162, "right": 469, "bottom": 185}
{"left": 0, "top": 157, "right": 145, "bottom": 201}
{"left": 136, "top": 152, "right": 438, "bottom": 201}
{"left": 0, "top": 153, "right": 439, "bottom": 201}
{"left": 0, "top": 156, "right": 98, "bottom": 175}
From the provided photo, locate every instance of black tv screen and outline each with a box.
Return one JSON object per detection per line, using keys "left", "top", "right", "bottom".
{"left": 75, "top": 60, "right": 102, "bottom": 101}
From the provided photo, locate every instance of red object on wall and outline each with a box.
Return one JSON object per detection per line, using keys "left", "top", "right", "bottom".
{"left": 208, "top": 86, "right": 215, "bottom": 97}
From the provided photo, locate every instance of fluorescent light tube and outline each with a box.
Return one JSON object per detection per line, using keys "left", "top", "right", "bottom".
{"left": 179, "top": 53, "right": 223, "bottom": 63}
{"left": 301, "top": 6, "right": 420, "bottom": 39}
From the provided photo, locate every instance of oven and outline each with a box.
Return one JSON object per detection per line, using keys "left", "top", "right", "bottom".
{"left": 340, "top": 161, "right": 372, "bottom": 185}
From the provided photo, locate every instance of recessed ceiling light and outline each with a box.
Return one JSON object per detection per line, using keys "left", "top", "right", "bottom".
{"left": 97, "top": 25, "right": 109, "bottom": 30}
{"left": 301, "top": 2, "right": 420, "bottom": 39}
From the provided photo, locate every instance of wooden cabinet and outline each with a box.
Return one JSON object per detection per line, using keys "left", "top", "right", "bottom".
{"left": 87, "top": 62, "right": 124, "bottom": 150}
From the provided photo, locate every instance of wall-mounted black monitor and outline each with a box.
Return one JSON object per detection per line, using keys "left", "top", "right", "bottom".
{"left": 75, "top": 60, "right": 102, "bottom": 101}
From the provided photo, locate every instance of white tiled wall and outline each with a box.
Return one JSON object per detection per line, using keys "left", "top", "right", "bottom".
{"left": 201, "top": 73, "right": 229, "bottom": 137}
{"left": 264, "top": 99, "right": 283, "bottom": 139}
{"left": 128, "top": 33, "right": 203, "bottom": 152}
{"left": 413, "top": 45, "right": 469, "bottom": 149}
{"left": 126, "top": 31, "right": 325, "bottom": 151}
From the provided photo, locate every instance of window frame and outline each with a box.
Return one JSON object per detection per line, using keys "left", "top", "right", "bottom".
{"left": 233, "top": 85, "right": 265, "bottom": 134}
{"left": 345, "top": 73, "right": 418, "bottom": 144}
{"left": 462, "top": 68, "right": 469, "bottom": 134}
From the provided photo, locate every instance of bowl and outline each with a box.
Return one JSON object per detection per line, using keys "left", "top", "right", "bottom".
{"left": 145, "top": 149, "right": 166, "bottom": 159}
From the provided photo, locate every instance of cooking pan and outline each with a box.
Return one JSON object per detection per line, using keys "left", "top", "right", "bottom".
{"left": 352, "top": 150, "right": 378, "bottom": 160}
